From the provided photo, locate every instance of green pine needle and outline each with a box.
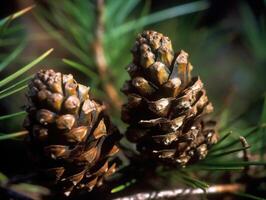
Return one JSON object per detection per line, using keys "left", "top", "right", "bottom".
{"left": 0, "top": 84, "right": 27, "bottom": 99}
{"left": 0, "top": 5, "right": 34, "bottom": 39}
{"left": 0, "top": 111, "right": 26, "bottom": 121}
{"left": 107, "top": 1, "right": 209, "bottom": 39}
{"left": 209, "top": 131, "right": 232, "bottom": 151}
{"left": 113, "top": 0, "right": 141, "bottom": 25}
{"left": 208, "top": 146, "right": 250, "bottom": 158}
{"left": 0, "top": 131, "right": 28, "bottom": 141}
{"left": 0, "top": 172, "right": 8, "bottom": 184}
{"left": 0, "top": 5, "right": 35, "bottom": 27}
{"left": 0, "top": 76, "right": 32, "bottom": 95}
{"left": 0, "top": 40, "right": 26, "bottom": 72}
{"left": 111, "top": 179, "right": 136, "bottom": 193}
{"left": 0, "top": 48, "right": 53, "bottom": 88}
{"left": 34, "top": 12, "right": 91, "bottom": 65}
{"left": 62, "top": 58, "right": 98, "bottom": 81}
{"left": 0, "top": 38, "right": 21, "bottom": 47}
{"left": 197, "top": 166, "right": 244, "bottom": 171}
{"left": 201, "top": 161, "right": 266, "bottom": 167}
{"left": 260, "top": 95, "right": 266, "bottom": 124}
{"left": 180, "top": 174, "right": 209, "bottom": 191}
{"left": 211, "top": 126, "right": 259, "bottom": 152}
{"left": 259, "top": 95, "right": 266, "bottom": 158}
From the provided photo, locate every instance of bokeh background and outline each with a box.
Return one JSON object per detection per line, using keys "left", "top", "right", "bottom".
{"left": 1, "top": 0, "right": 266, "bottom": 129}
{"left": 0, "top": 0, "right": 266, "bottom": 197}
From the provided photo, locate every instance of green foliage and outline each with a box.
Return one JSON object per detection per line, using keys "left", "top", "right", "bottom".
{"left": 106, "top": 1, "right": 209, "bottom": 39}
{"left": 0, "top": 40, "right": 26, "bottom": 72}
{"left": 241, "top": 4, "right": 266, "bottom": 61}
{"left": 0, "top": 7, "right": 52, "bottom": 198}
{"left": 0, "top": 6, "right": 32, "bottom": 72}
{"left": 34, "top": 0, "right": 210, "bottom": 104}
{"left": 0, "top": 48, "right": 53, "bottom": 88}
{"left": 238, "top": 3, "right": 266, "bottom": 99}
{"left": 0, "top": 7, "right": 53, "bottom": 140}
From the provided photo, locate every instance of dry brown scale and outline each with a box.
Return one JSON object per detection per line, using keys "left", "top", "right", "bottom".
{"left": 122, "top": 30, "right": 219, "bottom": 167}
{"left": 24, "top": 69, "right": 120, "bottom": 197}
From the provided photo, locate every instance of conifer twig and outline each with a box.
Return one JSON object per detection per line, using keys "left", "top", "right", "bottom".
{"left": 239, "top": 136, "right": 250, "bottom": 176}
{"left": 112, "top": 183, "right": 244, "bottom": 200}
{"left": 93, "top": 0, "right": 122, "bottom": 109}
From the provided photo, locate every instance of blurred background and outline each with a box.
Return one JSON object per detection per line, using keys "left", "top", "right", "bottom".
{"left": 1, "top": 0, "right": 266, "bottom": 129}
{"left": 0, "top": 0, "right": 266, "bottom": 198}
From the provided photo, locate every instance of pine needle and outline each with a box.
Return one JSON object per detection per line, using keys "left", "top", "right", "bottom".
{"left": 0, "top": 48, "right": 53, "bottom": 88}
{"left": 0, "top": 40, "right": 26, "bottom": 72}
{"left": 111, "top": 179, "right": 136, "bottom": 193}
{"left": 0, "top": 5, "right": 35, "bottom": 26}
{"left": 62, "top": 58, "right": 98, "bottom": 80}
{"left": 107, "top": 1, "right": 209, "bottom": 38}
{"left": 201, "top": 161, "right": 266, "bottom": 167}
{"left": 197, "top": 166, "right": 244, "bottom": 171}
{"left": 208, "top": 146, "right": 250, "bottom": 158}
{"left": 0, "top": 131, "right": 28, "bottom": 140}
{"left": 0, "top": 76, "right": 32, "bottom": 95}
{"left": 0, "top": 111, "right": 26, "bottom": 121}
{"left": 0, "top": 84, "right": 27, "bottom": 99}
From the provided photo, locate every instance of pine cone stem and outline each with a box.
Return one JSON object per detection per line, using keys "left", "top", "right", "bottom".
{"left": 93, "top": 0, "right": 122, "bottom": 110}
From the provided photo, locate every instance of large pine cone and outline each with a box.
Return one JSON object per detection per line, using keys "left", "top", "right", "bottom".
{"left": 24, "top": 69, "right": 120, "bottom": 196}
{"left": 122, "top": 30, "right": 218, "bottom": 167}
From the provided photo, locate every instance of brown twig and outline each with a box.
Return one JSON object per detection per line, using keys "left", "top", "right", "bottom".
{"left": 112, "top": 183, "right": 245, "bottom": 200}
{"left": 93, "top": 0, "right": 122, "bottom": 110}
{"left": 239, "top": 136, "right": 250, "bottom": 176}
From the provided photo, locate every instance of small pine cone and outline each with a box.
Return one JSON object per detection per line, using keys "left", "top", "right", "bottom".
{"left": 122, "top": 30, "right": 219, "bottom": 167}
{"left": 24, "top": 69, "right": 120, "bottom": 196}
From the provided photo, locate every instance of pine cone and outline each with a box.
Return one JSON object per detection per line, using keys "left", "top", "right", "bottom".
{"left": 122, "top": 30, "right": 219, "bottom": 167}
{"left": 24, "top": 69, "right": 120, "bottom": 196}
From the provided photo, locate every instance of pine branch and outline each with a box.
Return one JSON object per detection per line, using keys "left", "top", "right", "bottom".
{"left": 93, "top": 0, "right": 122, "bottom": 109}
{"left": 239, "top": 136, "right": 251, "bottom": 176}
{"left": 112, "top": 183, "right": 244, "bottom": 200}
